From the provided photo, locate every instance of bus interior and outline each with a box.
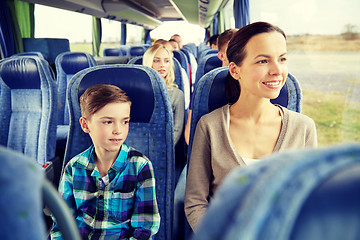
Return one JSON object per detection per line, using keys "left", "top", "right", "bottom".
{"left": 0, "top": 0, "right": 360, "bottom": 239}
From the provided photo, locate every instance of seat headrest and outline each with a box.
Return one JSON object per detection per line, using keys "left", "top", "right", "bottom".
{"left": 204, "top": 55, "right": 222, "bottom": 75}
{"left": 77, "top": 66, "right": 155, "bottom": 123}
{"left": 129, "top": 46, "right": 145, "bottom": 56}
{"left": 0, "top": 57, "right": 41, "bottom": 89}
{"left": 61, "top": 53, "right": 92, "bottom": 74}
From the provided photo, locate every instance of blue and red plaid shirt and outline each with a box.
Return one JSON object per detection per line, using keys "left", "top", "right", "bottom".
{"left": 51, "top": 144, "right": 160, "bottom": 240}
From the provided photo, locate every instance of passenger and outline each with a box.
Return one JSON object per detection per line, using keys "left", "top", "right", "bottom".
{"left": 170, "top": 34, "right": 183, "bottom": 49}
{"left": 208, "top": 34, "right": 219, "bottom": 49}
{"left": 184, "top": 29, "right": 237, "bottom": 145}
{"left": 51, "top": 84, "right": 160, "bottom": 239}
{"left": 143, "top": 44, "right": 185, "bottom": 145}
{"left": 217, "top": 28, "right": 238, "bottom": 66}
{"left": 153, "top": 39, "right": 174, "bottom": 54}
{"left": 169, "top": 39, "right": 180, "bottom": 51}
{"left": 185, "top": 22, "right": 317, "bottom": 230}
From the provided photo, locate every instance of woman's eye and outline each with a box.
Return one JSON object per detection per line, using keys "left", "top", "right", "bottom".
{"left": 280, "top": 57, "right": 287, "bottom": 62}
{"left": 103, "top": 121, "right": 112, "bottom": 124}
{"left": 153, "top": 59, "right": 159, "bottom": 63}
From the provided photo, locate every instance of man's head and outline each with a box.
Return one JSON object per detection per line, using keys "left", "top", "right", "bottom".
{"left": 170, "top": 34, "right": 183, "bottom": 49}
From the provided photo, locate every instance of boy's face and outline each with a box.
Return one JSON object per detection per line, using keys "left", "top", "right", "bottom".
{"left": 80, "top": 102, "right": 131, "bottom": 155}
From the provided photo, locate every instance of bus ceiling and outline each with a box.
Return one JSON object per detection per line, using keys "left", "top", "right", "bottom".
{"left": 20, "top": 0, "right": 231, "bottom": 29}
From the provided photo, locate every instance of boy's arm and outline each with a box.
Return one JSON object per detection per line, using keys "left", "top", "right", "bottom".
{"left": 51, "top": 164, "right": 78, "bottom": 240}
{"left": 130, "top": 160, "right": 160, "bottom": 240}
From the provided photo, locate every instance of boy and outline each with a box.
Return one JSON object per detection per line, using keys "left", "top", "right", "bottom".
{"left": 51, "top": 84, "right": 160, "bottom": 240}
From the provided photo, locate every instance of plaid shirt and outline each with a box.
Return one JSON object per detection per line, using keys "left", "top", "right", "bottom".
{"left": 51, "top": 144, "right": 160, "bottom": 240}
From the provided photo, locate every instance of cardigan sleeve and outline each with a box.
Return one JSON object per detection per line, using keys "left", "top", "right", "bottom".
{"left": 185, "top": 118, "right": 212, "bottom": 231}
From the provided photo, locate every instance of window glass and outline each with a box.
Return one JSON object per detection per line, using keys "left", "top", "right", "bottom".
{"left": 250, "top": 0, "right": 360, "bottom": 146}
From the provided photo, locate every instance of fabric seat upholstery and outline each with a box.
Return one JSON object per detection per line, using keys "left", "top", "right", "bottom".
{"left": 194, "top": 143, "right": 360, "bottom": 240}
{"left": 0, "top": 56, "right": 58, "bottom": 165}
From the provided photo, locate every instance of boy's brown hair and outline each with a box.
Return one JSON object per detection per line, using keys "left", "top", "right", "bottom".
{"left": 80, "top": 84, "right": 131, "bottom": 119}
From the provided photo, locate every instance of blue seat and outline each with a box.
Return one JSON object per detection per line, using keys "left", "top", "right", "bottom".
{"left": 103, "top": 47, "right": 121, "bottom": 56}
{"left": 197, "top": 48, "right": 217, "bottom": 62}
{"left": 55, "top": 52, "right": 96, "bottom": 131}
{"left": 194, "top": 53, "right": 222, "bottom": 86}
{"left": 22, "top": 38, "right": 70, "bottom": 68}
{"left": 173, "top": 50, "right": 190, "bottom": 80}
{"left": 194, "top": 143, "right": 360, "bottom": 240}
{"left": 12, "top": 51, "right": 45, "bottom": 59}
{"left": 129, "top": 46, "right": 146, "bottom": 56}
{"left": 127, "top": 55, "right": 143, "bottom": 65}
{"left": 0, "top": 146, "right": 81, "bottom": 240}
{"left": 119, "top": 45, "right": 130, "bottom": 56}
{"left": 63, "top": 64, "right": 175, "bottom": 240}
{"left": 0, "top": 56, "right": 58, "bottom": 166}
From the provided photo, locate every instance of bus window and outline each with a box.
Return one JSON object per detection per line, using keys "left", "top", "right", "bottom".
{"left": 250, "top": 0, "right": 360, "bottom": 146}
{"left": 34, "top": 4, "right": 92, "bottom": 53}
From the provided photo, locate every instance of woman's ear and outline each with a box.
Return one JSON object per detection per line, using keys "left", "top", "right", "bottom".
{"left": 228, "top": 62, "right": 241, "bottom": 80}
{"left": 79, "top": 117, "right": 90, "bottom": 133}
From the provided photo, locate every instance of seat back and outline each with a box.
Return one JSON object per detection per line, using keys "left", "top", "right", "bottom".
{"left": 0, "top": 146, "right": 81, "bottom": 240}
{"left": 12, "top": 51, "right": 45, "bottom": 59}
{"left": 195, "top": 53, "right": 222, "bottom": 86}
{"left": 64, "top": 64, "right": 175, "bottom": 240}
{"left": 55, "top": 52, "right": 96, "bottom": 125}
{"left": 173, "top": 50, "right": 190, "bottom": 80}
{"left": 103, "top": 47, "right": 121, "bottom": 56}
{"left": 129, "top": 46, "right": 146, "bottom": 56}
{"left": 0, "top": 56, "right": 58, "bottom": 165}
{"left": 194, "top": 143, "right": 360, "bottom": 240}
{"left": 197, "top": 48, "right": 218, "bottom": 62}
{"left": 22, "top": 38, "right": 70, "bottom": 68}
{"left": 188, "top": 67, "right": 302, "bottom": 165}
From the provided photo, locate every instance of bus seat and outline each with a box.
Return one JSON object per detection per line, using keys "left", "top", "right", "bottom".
{"left": 0, "top": 56, "right": 58, "bottom": 166}
{"left": 181, "top": 47, "right": 198, "bottom": 88}
{"left": 63, "top": 64, "right": 175, "bottom": 240}
{"left": 195, "top": 53, "right": 222, "bottom": 87}
{"left": 22, "top": 38, "right": 70, "bottom": 70}
{"left": 194, "top": 143, "right": 360, "bottom": 240}
{"left": 129, "top": 46, "right": 146, "bottom": 56}
{"left": 103, "top": 47, "right": 121, "bottom": 56}
{"left": 54, "top": 51, "right": 96, "bottom": 166}
{"left": 183, "top": 44, "right": 198, "bottom": 60}
{"left": 173, "top": 50, "right": 190, "bottom": 81}
{"left": 0, "top": 146, "right": 81, "bottom": 240}
{"left": 197, "top": 48, "right": 217, "bottom": 62}
{"left": 55, "top": 51, "right": 96, "bottom": 129}
{"left": 127, "top": 55, "right": 143, "bottom": 64}
{"left": 12, "top": 51, "right": 45, "bottom": 59}
{"left": 119, "top": 45, "right": 130, "bottom": 56}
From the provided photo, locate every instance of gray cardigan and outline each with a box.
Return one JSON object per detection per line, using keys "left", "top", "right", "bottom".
{"left": 185, "top": 104, "right": 317, "bottom": 230}
{"left": 168, "top": 87, "right": 185, "bottom": 145}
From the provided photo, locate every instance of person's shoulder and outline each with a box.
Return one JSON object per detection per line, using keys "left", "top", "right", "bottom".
{"left": 282, "top": 106, "right": 315, "bottom": 127}
{"left": 126, "top": 145, "right": 150, "bottom": 163}
{"left": 67, "top": 147, "right": 92, "bottom": 169}
{"left": 200, "top": 104, "right": 227, "bottom": 122}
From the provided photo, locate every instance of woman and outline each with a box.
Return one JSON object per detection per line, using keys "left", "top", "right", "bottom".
{"left": 185, "top": 22, "right": 317, "bottom": 230}
{"left": 143, "top": 43, "right": 185, "bottom": 145}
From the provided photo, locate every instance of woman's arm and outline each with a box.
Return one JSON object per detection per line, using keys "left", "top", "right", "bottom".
{"left": 185, "top": 119, "right": 212, "bottom": 230}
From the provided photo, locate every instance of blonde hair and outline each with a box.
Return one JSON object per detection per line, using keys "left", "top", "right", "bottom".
{"left": 143, "top": 43, "right": 177, "bottom": 91}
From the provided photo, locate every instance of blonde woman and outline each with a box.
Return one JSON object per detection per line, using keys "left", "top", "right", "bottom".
{"left": 143, "top": 44, "right": 185, "bottom": 145}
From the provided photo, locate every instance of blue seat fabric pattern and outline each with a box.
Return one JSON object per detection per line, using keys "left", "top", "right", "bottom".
{"left": 194, "top": 144, "right": 360, "bottom": 240}
{"left": 194, "top": 53, "right": 222, "bottom": 86}
{"left": 63, "top": 64, "right": 175, "bottom": 240}
{"left": 0, "top": 146, "right": 46, "bottom": 240}
{"left": 0, "top": 56, "right": 58, "bottom": 165}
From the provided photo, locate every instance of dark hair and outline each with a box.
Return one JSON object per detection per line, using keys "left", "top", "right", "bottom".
{"left": 209, "top": 34, "right": 219, "bottom": 46}
{"left": 217, "top": 29, "right": 238, "bottom": 52}
{"left": 226, "top": 22, "right": 286, "bottom": 104}
{"left": 80, "top": 84, "right": 131, "bottom": 118}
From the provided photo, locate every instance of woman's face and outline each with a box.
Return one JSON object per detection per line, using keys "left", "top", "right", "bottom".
{"left": 151, "top": 48, "right": 171, "bottom": 79}
{"left": 230, "top": 31, "right": 288, "bottom": 100}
